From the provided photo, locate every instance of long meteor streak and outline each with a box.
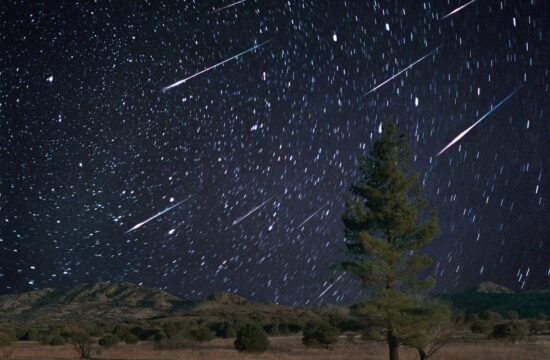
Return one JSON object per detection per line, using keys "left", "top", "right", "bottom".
{"left": 162, "top": 40, "right": 271, "bottom": 91}
{"left": 318, "top": 275, "right": 343, "bottom": 298}
{"left": 210, "top": 0, "right": 247, "bottom": 14}
{"left": 440, "top": 0, "right": 478, "bottom": 20}
{"left": 437, "top": 86, "right": 523, "bottom": 156}
{"left": 296, "top": 204, "right": 328, "bottom": 229}
{"left": 365, "top": 47, "right": 440, "bottom": 96}
{"left": 125, "top": 197, "right": 190, "bottom": 234}
{"left": 232, "top": 196, "right": 274, "bottom": 225}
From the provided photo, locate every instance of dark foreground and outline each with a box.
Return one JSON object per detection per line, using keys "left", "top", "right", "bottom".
{"left": 4, "top": 335, "right": 550, "bottom": 360}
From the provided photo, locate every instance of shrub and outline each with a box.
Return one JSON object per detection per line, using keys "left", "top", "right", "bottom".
{"left": 214, "top": 323, "right": 236, "bottom": 338}
{"left": 234, "top": 324, "right": 270, "bottom": 353}
{"left": 302, "top": 321, "right": 339, "bottom": 348}
{"left": 71, "top": 331, "right": 92, "bottom": 359}
{"left": 49, "top": 335, "right": 65, "bottom": 346}
{"left": 470, "top": 320, "right": 491, "bottom": 334}
{"left": 264, "top": 323, "right": 280, "bottom": 336}
{"left": 491, "top": 321, "right": 529, "bottom": 341}
{"left": 98, "top": 334, "right": 119, "bottom": 348}
{"left": 528, "top": 320, "right": 546, "bottom": 335}
{"left": 19, "top": 328, "right": 39, "bottom": 341}
{"left": 0, "top": 331, "right": 13, "bottom": 346}
{"left": 125, "top": 333, "right": 139, "bottom": 344}
{"left": 535, "top": 313, "right": 547, "bottom": 321}
{"left": 190, "top": 326, "right": 214, "bottom": 342}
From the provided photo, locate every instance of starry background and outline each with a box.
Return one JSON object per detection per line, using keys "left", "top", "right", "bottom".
{"left": 1, "top": 0, "right": 549, "bottom": 305}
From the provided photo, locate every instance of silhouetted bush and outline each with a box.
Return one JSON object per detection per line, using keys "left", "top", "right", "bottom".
{"left": 0, "top": 331, "right": 13, "bottom": 346}
{"left": 190, "top": 325, "right": 214, "bottom": 342}
{"left": 213, "top": 322, "right": 236, "bottom": 338}
{"left": 71, "top": 331, "right": 92, "bottom": 359}
{"left": 98, "top": 334, "right": 119, "bottom": 348}
{"left": 49, "top": 334, "right": 65, "bottom": 346}
{"left": 302, "top": 321, "right": 339, "bottom": 348}
{"left": 528, "top": 320, "right": 546, "bottom": 334}
{"left": 470, "top": 320, "right": 492, "bottom": 334}
{"left": 125, "top": 333, "right": 139, "bottom": 344}
{"left": 234, "top": 324, "right": 270, "bottom": 353}
{"left": 491, "top": 321, "right": 529, "bottom": 341}
{"left": 18, "top": 328, "right": 39, "bottom": 341}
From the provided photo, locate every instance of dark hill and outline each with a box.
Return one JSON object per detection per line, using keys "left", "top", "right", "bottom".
{"left": 439, "top": 282, "right": 550, "bottom": 318}
{"left": 0, "top": 282, "right": 323, "bottom": 325}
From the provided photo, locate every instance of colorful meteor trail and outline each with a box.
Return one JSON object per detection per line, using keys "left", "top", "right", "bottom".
{"left": 365, "top": 47, "right": 441, "bottom": 96}
{"left": 437, "top": 86, "right": 523, "bottom": 156}
{"left": 162, "top": 40, "right": 271, "bottom": 92}
{"left": 124, "top": 197, "right": 191, "bottom": 234}
{"left": 440, "top": 0, "right": 478, "bottom": 20}
{"left": 232, "top": 196, "right": 275, "bottom": 225}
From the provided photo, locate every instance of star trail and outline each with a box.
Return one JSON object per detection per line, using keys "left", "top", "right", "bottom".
{"left": 1, "top": 0, "right": 548, "bottom": 304}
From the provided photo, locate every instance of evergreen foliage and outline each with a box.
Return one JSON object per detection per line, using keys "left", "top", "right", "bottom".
{"left": 339, "top": 123, "right": 440, "bottom": 360}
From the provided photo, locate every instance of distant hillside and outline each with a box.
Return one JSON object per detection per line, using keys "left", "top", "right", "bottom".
{"left": 0, "top": 283, "right": 324, "bottom": 325}
{"left": 439, "top": 281, "right": 550, "bottom": 318}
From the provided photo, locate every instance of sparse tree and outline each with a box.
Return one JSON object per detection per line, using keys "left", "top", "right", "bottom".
{"left": 71, "top": 331, "right": 92, "bottom": 359}
{"left": 400, "top": 302, "right": 454, "bottom": 360}
{"left": 339, "top": 122, "right": 440, "bottom": 360}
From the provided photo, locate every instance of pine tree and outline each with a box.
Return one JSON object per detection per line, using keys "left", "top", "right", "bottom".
{"left": 340, "top": 122, "right": 440, "bottom": 360}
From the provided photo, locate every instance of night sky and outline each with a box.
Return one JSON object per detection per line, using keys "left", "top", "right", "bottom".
{"left": 1, "top": 0, "right": 549, "bottom": 305}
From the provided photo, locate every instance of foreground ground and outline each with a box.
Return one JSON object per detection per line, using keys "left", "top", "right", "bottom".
{"left": 5, "top": 335, "right": 550, "bottom": 360}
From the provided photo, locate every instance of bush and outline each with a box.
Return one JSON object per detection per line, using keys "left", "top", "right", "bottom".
{"left": 470, "top": 320, "right": 492, "bottom": 334}
{"left": 98, "top": 334, "right": 119, "bottom": 348}
{"left": 302, "top": 321, "right": 339, "bottom": 348}
{"left": 71, "top": 331, "right": 92, "bottom": 359}
{"left": 214, "top": 323, "right": 236, "bottom": 338}
{"left": 0, "top": 331, "right": 13, "bottom": 346}
{"left": 528, "top": 320, "right": 546, "bottom": 335}
{"left": 491, "top": 321, "right": 529, "bottom": 341}
{"left": 19, "top": 328, "right": 39, "bottom": 341}
{"left": 125, "top": 333, "right": 139, "bottom": 344}
{"left": 190, "top": 326, "right": 214, "bottom": 342}
{"left": 234, "top": 324, "right": 270, "bottom": 353}
{"left": 49, "top": 335, "right": 65, "bottom": 346}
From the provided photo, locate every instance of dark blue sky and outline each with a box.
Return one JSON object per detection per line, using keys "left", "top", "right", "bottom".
{"left": 1, "top": 0, "right": 548, "bottom": 304}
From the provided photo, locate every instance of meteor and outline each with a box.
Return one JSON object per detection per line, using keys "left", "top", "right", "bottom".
{"left": 210, "top": 0, "right": 247, "bottom": 14}
{"left": 296, "top": 204, "right": 328, "bottom": 229}
{"left": 365, "top": 46, "right": 441, "bottom": 96}
{"left": 440, "top": 0, "right": 478, "bottom": 20}
{"left": 232, "top": 196, "right": 274, "bottom": 225}
{"left": 162, "top": 40, "right": 271, "bottom": 92}
{"left": 437, "top": 86, "right": 523, "bottom": 156}
{"left": 124, "top": 197, "right": 191, "bottom": 234}
{"left": 318, "top": 275, "right": 343, "bottom": 298}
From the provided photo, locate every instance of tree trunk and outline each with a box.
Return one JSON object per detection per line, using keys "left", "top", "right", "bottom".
{"left": 388, "top": 330, "right": 399, "bottom": 360}
{"left": 418, "top": 349, "right": 427, "bottom": 360}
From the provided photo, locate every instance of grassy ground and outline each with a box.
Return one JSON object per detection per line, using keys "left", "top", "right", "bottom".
{"left": 4, "top": 335, "right": 550, "bottom": 360}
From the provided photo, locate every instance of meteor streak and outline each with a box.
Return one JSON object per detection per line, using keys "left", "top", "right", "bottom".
{"left": 440, "top": 0, "right": 478, "bottom": 20}
{"left": 210, "top": 0, "right": 247, "bottom": 14}
{"left": 162, "top": 40, "right": 271, "bottom": 92}
{"left": 124, "top": 197, "right": 191, "bottom": 234}
{"left": 232, "top": 196, "right": 274, "bottom": 225}
{"left": 296, "top": 204, "right": 328, "bottom": 229}
{"left": 437, "top": 86, "right": 523, "bottom": 156}
{"left": 365, "top": 47, "right": 441, "bottom": 96}
{"left": 318, "top": 275, "right": 343, "bottom": 298}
